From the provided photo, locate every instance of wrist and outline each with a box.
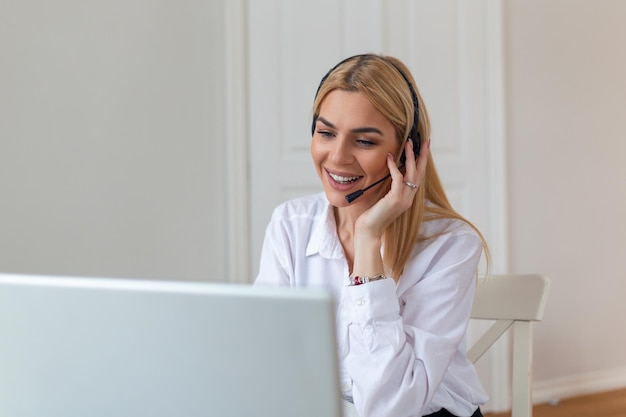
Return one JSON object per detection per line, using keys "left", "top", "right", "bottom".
{"left": 353, "top": 228, "right": 383, "bottom": 253}
{"left": 353, "top": 235, "right": 384, "bottom": 274}
{"left": 354, "top": 221, "right": 384, "bottom": 242}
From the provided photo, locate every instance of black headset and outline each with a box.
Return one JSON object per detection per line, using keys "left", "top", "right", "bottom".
{"left": 311, "top": 54, "right": 421, "bottom": 163}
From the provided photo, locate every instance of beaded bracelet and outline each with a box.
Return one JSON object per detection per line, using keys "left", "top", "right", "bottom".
{"left": 349, "top": 273, "right": 387, "bottom": 286}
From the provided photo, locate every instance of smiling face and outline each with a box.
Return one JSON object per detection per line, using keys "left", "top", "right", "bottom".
{"left": 311, "top": 89, "right": 401, "bottom": 209}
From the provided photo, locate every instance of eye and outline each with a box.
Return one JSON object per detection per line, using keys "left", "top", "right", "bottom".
{"left": 316, "top": 129, "right": 334, "bottom": 138}
{"left": 356, "top": 138, "right": 375, "bottom": 147}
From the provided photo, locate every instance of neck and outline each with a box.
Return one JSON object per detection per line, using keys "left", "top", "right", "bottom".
{"left": 333, "top": 204, "right": 363, "bottom": 234}
{"left": 333, "top": 206, "right": 359, "bottom": 272}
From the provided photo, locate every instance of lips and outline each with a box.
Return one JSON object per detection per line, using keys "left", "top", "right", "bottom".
{"left": 325, "top": 168, "right": 363, "bottom": 191}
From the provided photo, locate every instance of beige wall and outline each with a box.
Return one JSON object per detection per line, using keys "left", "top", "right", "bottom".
{"left": 505, "top": 0, "right": 626, "bottom": 399}
{"left": 0, "top": 0, "right": 228, "bottom": 281}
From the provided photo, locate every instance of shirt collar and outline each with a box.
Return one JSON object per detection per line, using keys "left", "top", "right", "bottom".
{"left": 305, "top": 197, "right": 345, "bottom": 259}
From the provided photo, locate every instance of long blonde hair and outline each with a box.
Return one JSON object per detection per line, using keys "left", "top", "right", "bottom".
{"left": 312, "top": 54, "right": 490, "bottom": 278}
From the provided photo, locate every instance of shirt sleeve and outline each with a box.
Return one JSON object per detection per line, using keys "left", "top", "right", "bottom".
{"left": 254, "top": 211, "right": 292, "bottom": 287}
{"left": 343, "top": 231, "right": 482, "bottom": 417}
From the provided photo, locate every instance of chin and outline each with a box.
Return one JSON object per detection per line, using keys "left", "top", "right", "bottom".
{"left": 323, "top": 189, "right": 350, "bottom": 208}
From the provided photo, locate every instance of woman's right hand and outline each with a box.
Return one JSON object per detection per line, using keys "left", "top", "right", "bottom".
{"left": 355, "top": 138, "right": 429, "bottom": 241}
{"left": 350, "top": 139, "right": 429, "bottom": 280}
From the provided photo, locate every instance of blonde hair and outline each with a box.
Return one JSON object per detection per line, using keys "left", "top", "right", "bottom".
{"left": 312, "top": 54, "right": 490, "bottom": 278}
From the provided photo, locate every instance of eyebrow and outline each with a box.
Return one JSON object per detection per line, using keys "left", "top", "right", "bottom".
{"left": 316, "top": 116, "right": 384, "bottom": 136}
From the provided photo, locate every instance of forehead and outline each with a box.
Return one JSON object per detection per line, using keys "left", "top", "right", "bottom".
{"left": 318, "top": 90, "right": 394, "bottom": 132}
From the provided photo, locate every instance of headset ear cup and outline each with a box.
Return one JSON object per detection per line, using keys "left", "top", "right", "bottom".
{"left": 400, "top": 140, "right": 407, "bottom": 166}
{"left": 311, "top": 116, "right": 317, "bottom": 136}
{"left": 412, "top": 119, "right": 421, "bottom": 159}
{"left": 413, "top": 134, "right": 421, "bottom": 159}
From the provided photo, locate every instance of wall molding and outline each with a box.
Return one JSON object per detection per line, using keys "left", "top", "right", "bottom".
{"left": 224, "top": 0, "right": 250, "bottom": 283}
{"left": 533, "top": 367, "right": 626, "bottom": 405}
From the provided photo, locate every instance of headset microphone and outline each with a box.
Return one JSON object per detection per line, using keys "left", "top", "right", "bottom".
{"left": 345, "top": 174, "right": 391, "bottom": 203}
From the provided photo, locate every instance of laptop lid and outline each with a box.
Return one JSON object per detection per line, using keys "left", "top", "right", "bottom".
{"left": 0, "top": 273, "right": 342, "bottom": 417}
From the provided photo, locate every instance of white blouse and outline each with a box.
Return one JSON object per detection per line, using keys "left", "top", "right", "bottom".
{"left": 255, "top": 193, "right": 488, "bottom": 417}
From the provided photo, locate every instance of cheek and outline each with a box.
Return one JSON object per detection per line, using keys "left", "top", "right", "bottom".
{"left": 310, "top": 141, "right": 323, "bottom": 169}
{"left": 365, "top": 154, "right": 390, "bottom": 174}
{"left": 310, "top": 140, "right": 317, "bottom": 160}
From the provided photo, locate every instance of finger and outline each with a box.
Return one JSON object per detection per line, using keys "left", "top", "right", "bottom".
{"left": 388, "top": 158, "right": 416, "bottom": 204}
{"left": 407, "top": 138, "right": 429, "bottom": 181}
{"left": 403, "top": 139, "right": 418, "bottom": 177}
{"left": 386, "top": 152, "right": 405, "bottom": 192}
{"left": 387, "top": 152, "right": 402, "bottom": 179}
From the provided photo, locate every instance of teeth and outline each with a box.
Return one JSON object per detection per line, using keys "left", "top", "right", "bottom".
{"left": 329, "top": 172, "right": 359, "bottom": 183}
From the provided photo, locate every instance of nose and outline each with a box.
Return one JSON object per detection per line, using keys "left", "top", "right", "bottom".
{"left": 329, "top": 137, "right": 353, "bottom": 165}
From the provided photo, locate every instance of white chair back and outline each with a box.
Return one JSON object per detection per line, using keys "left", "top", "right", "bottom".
{"left": 469, "top": 274, "right": 551, "bottom": 417}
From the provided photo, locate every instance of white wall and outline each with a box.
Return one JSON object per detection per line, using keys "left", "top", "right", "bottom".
{"left": 0, "top": 0, "right": 229, "bottom": 281}
{"left": 505, "top": 0, "right": 626, "bottom": 401}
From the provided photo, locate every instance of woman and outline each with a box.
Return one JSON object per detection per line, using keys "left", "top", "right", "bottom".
{"left": 255, "top": 54, "right": 488, "bottom": 417}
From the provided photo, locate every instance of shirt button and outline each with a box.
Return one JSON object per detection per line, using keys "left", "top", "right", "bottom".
{"left": 356, "top": 298, "right": 365, "bottom": 306}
